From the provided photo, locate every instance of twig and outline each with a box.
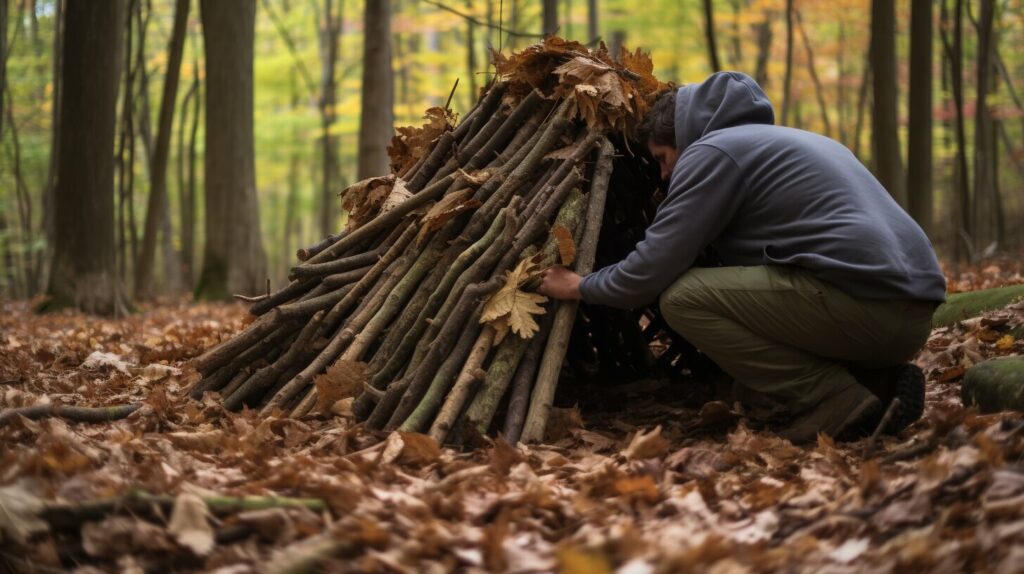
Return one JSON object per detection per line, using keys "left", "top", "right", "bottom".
{"left": 422, "top": 0, "right": 544, "bottom": 38}
{"left": 233, "top": 292, "right": 270, "bottom": 303}
{"left": 0, "top": 403, "right": 140, "bottom": 427}
{"left": 862, "top": 398, "right": 901, "bottom": 458}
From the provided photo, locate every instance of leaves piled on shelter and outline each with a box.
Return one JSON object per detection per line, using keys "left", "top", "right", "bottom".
{"left": 186, "top": 38, "right": 667, "bottom": 446}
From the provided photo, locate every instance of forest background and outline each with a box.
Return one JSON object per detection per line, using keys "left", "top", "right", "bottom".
{"left": 1, "top": 0, "right": 1022, "bottom": 312}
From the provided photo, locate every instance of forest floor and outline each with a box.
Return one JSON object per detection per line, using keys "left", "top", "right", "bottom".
{"left": 2, "top": 259, "right": 1024, "bottom": 573}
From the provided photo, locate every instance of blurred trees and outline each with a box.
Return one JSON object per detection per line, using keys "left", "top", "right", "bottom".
{"left": 44, "top": 0, "right": 127, "bottom": 315}
{"left": 2, "top": 0, "right": 1024, "bottom": 308}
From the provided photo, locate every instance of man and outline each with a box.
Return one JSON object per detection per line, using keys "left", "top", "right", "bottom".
{"left": 538, "top": 71, "right": 946, "bottom": 444}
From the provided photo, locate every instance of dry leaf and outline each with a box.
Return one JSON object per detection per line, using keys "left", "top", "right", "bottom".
{"left": 313, "top": 361, "right": 369, "bottom": 416}
{"left": 480, "top": 256, "right": 549, "bottom": 340}
{"left": 388, "top": 106, "right": 455, "bottom": 174}
{"left": 0, "top": 481, "right": 48, "bottom": 543}
{"left": 552, "top": 224, "right": 576, "bottom": 266}
{"left": 624, "top": 426, "right": 669, "bottom": 460}
{"left": 340, "top": 175, "right": 395, "bottom": 228}
{"left": 418, "top": 188, "right": 482, "bottom": 241}
{"left": 167, "top": 493, "right": 215, "bottom": 556}
{"left": 558, "top": 547, "right": 614, "bottom": 574}
{"left": 380, "top": 178, "right": 413, "bottom": 213}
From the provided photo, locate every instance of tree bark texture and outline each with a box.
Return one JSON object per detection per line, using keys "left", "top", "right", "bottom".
{"left": 357, "top": 0, "right": 394, "bottom": 179}
{"left": 196, "top": 0, "right": 268, "bottom": 300}
{"left": 870, "top": 0, "right": 907, "bottom": 206}
{"left": 136, "top": 0, "right": 190, "bottom": 299}
{"left": 543, "top": 0, "right": 558, "bottom": 36}
{"left": 46, "top": 0, "right": 127, "bottom": 316}
{"left": 702, "top": 0, "right": 721, "bottom": 73}
{"left": 907, "top": 0, "right": 934, "bottom": 237}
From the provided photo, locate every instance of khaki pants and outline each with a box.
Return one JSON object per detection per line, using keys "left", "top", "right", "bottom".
{"left": 658, "top": 266, "right": 935, "bottom": 414}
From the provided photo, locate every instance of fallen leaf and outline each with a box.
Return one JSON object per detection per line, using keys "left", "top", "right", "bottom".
{"left": 0, "top": 481, "right": 48, "bottom": 543}
{"left": 552, "top": 224, "right": 576, "bottom": 266}
{"left": 558, "top": 547, "right": 614, "bottom": 574}
{"left": 314, "top": 361, "right": 369, "bottom": 416}
{"left": 624, "top": 426, "right": 669, "bottom": 460}
{"left": 81, "top": 351, "right": 133, "bottom": 375}
{"left": 480, "top": 256, "right": 549, "bottom": 339}
{"left": 167, "top": 493, "right": 215, "bottom": 556}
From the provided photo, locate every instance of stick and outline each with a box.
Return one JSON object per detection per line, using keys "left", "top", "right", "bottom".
{"left": 0, "top": 403, "right": 140, "bottom": 427}
{"left": 862, "top": 398, "right": 902, "bottom": 458}
{"left": 521, "top": 138, "right": 613, "bottom": 443}
{"left": 428, "top": 327, "right": 496, "bottom": 444}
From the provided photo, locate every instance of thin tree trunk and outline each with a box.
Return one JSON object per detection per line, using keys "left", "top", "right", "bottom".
{"left": 176, "top": 72, "right": 198, "bottom": 290}
{"left": 940, "top": 0, "right": 971, "bottom": 259}
{"left": 318, "top": 0, "right": 340, "bottom": 239}
{"left": 136, "top": 0, "right": 190, "bottom": 298}
{"left": 971, "top": 0, "right": 996, "bottom": 250}
{"left": 5, "top": 84, "right": 37, "bottom": 295}
{"left": 465, "top": 0, "right": 477, "bottom": 101}
{"left": 907, "top": 0, "right": 934, "bottom": 236}
{"left": 45, "top": 0, "right": 128, "bottom": 316}
{"left": 837, "top": 19, "right": 848, "bottom": 146}
{"left": 795, "top": 11, "right": 832, "bottom": 138}
{"left": 185, "top": 50, "right": 200, "bottom": 289}
{"left": 196, "top": 0, "right": 268, "bottom": 299}
{"left": 729, "top": 0, "right": 743, "bottom": 68}
{"left": 780, "top": 0, "right": 794, "bottom": 124}
{"left": 587, "top": 0, "right": 597, "bottom": 43}
{"left": 543, "top": 0, "right": 557, "bottom": 36}
{"left": 356, "top": 0, "right": 393, "bottom": 179}
{"left": 1, "top": 0, "right": 7, "bottom": 141}
{"left": 702, "top": 0, "right": 721, "bottom": 73}
{"left": 40, "top": 0, "right": 63, "bottom": 291}
{"left": 116, "top": 0, "right": 137, "bottom": 282}
{"left": 753, "top": 11, "right": 772, "bottom": 88}
{"left": 853, "top": 53, "right": 871, "bottom": 161}
{"left": 870, "top": 0, "right": 906, "bottom": 206}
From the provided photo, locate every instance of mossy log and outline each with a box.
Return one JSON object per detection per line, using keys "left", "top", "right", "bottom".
{"left": 962, "top": 356, "right": 1024, "bottom": 413}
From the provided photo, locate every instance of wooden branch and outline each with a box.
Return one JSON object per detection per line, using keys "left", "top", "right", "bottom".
{"left": 223, "top": 311, "right": 326, "bottom": 411}
{"left": 290, "top": 249, "right": 381, "bottom": 280}
{"left": 366, "top": 277, "right": 504, "bottom": 429}
{"left": 502, "top": 311, "right": 556, "bottom": 443}
{"left": 457, "top": 333, "right": 530, "bottom": 439}
{"left": 249, "top": 278, "right": 319, "bottom": 316}
{"left": 396, "top": 320, "right": 485, "bottom": 433}
{"left": 427, "top": 327, "right": 496, "bottom": 444}
{"left": 40, "top": 492, "right": 326, "bottom": 531}
{"left": 352, "top": 205, "right": 511, "bottom": 419}
{"left": 421, "top": 0, "right": 545, "bottom": 38}
{"left": 0, "top": 403, "right": 140, "bottom": 427}
{"left": 192, "top": 312, "right": 279, "bottom": 375}
{"left": 862, "top": 398, "right": 902, "bottom": 458}
{"left": 298, "top": 172, "right": 456, "bottom": 267}
{"left": 521, "top": 138, "right": 613, "bottom": 443}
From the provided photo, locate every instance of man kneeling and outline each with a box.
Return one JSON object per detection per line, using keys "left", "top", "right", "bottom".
{"left": 539, "top": 71, "right": 945, "bottom": 444}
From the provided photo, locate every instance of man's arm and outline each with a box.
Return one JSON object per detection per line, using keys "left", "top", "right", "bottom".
{"left": 563, "top": 144, "right": 745, "bottom": 309}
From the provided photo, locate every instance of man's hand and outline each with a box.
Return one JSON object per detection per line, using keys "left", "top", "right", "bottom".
{"left": 538, "top": 265, "right": 583, "bottom": 301}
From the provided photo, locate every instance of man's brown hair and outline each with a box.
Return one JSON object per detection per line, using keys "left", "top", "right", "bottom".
{"left": 637, "top": 89, "right": 676, "bottom": 148}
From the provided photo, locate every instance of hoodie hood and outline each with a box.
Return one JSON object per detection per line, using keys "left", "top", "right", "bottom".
{"left": 674, "top": 71, "right": 775, "bottom": 152}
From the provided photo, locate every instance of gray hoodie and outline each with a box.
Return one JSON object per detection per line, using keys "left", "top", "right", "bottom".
{"left": 579, "top": 72, "right": 946, "bottom": 309}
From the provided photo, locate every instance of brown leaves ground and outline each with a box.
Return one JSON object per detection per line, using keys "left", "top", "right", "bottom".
{"left": 1, "top": 261, "right": 1024, "bottom": 572}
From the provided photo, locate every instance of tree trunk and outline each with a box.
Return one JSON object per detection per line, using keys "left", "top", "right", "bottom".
{"left": 702, "top": 0, "right": 721, "bottom": 73}
{"left": 196, "top": 0, "right": 268, "bottom": 299}
{"left": 1, "top": 0, "right": 7, "bottom": 141}
{"left": 753, "top": 11, "right": 772, "bottom": 88}
{"left": 972, "top": 0, "right": 996, "bottom": 251}
{"left": 319, "top": 0, "right": 340, "bottom": 238}
{"left": 40, "top": 0, "right": 63, "bottom": 291}
{"left": 587, "top": 0, "right": 598, "bottom": 43}
{"left": 136, "top": 0, "right": 190, "bottom": 299}
{"left": 780, "top": 0, "right": 793, "bottom": 124}
{"left": 45, "top": 0, "right": 128, "bottom": 316}
{"left": 907, "top": 0, "right": 933, "bottom": 237}
{"left": 870, "top": 0, "right": 906, "bottom": 206}
{"left": 357, "top": 0, "right": 393, "bottom": 179}
{"left": 543, "top": 0, "right": 558, "bottom": 36}
{"left": 940, "top": 0, "right": 971, "bottom": 259}
{"left": 177, "top": 70, "right": 199, "bottom": 290}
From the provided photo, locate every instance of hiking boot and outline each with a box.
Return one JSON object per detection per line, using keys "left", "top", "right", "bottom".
{"left": 851, "top": 363, "right": 926, "bottom": 435}
{"left": 777, "top": 383, "right": 883, "bottom": 445}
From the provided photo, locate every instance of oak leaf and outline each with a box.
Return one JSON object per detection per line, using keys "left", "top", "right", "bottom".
{"left": 167, "top": 493, "right": 215, "bottom": 556}
{"left": 418, "top": 188, "right": 482, "bottom": 243}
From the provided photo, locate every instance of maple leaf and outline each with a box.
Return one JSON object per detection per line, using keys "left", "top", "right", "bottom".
{"left": 480, "top": 256, "right": 549, "bottom": 340}
{"left": 552, "top": 224, "right": 576, "bottom": 266}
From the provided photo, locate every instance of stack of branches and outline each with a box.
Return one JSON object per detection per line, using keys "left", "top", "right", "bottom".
{"left": 190, "top": 38, "right": 667, "bottom": 446}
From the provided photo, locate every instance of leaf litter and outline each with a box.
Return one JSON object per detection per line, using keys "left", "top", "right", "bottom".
{"left": 0, "top": 261, "right": 1023, "bottom": 572}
